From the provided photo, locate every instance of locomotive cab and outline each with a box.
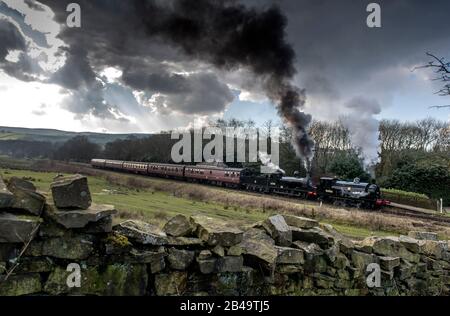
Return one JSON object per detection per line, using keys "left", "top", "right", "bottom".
{"left": 317, "top": 177, "right": 337, "bottom": 194}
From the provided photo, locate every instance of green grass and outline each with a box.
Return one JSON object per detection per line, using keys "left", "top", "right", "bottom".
{"left": 0, "top": 132, "right": 24, "bottom": 140}
{"left": 0, "top": 155, "right": 36, "bottom": 170}
{"left": 323, "top": 221, "right": 397, "bottom": 239}
{"left": 0, "top": 167, "right": 403, "bottom": 239}
{"left": 382, "top": 188, "right": 430, "bottom": 200}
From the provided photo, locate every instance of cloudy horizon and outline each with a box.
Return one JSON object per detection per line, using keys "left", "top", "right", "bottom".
{"left": 0, "top": 0, "right": 449, "bottom": 136}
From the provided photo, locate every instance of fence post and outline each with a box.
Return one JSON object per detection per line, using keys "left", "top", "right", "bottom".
{"left": 440, "top": 198, "right": 443, "bottom": 214}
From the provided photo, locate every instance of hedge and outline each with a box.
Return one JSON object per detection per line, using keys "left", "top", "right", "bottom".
{"left": 381, "top": 188, "right": 437, "bottom": 210}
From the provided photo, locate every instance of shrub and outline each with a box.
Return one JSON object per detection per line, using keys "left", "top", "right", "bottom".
{"left": 381, "top": 188, "right": 436, "bottom": 209}
{"left": 382, "top": 161, "right": 450, "bottom": 207}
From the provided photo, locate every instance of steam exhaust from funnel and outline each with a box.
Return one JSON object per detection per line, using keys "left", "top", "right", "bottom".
{"left": 267, "top": 80, "right": 315, "bottom": 173}
{"left": 258, "top": 151, "right": 285, "bottom": 174}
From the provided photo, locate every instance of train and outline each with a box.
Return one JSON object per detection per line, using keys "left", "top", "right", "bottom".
{"left": 91, "top": 159, "right": 390, "bottom": 209}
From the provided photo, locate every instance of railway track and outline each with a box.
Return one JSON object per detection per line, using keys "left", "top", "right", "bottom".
{"left": 379, "top": 206, "right": 450, "bottom": 225}
{"left": 236, "top": 189, "right": 450, "bottom": 225}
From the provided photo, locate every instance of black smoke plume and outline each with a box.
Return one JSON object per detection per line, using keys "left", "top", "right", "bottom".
{"left": 135, "top": 0, "right": 315, "bottom": 167}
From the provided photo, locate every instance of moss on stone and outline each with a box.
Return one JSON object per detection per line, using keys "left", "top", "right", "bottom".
{"left": 105, "top": 232, "right": 132, "bottom": 248}
{"left": 0, "top": 274, "right": 42, "bottom": 296}
{"left": 44, "top": 263, "right": 147, "bottom": 296}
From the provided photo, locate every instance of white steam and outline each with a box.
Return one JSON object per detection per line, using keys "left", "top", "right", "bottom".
{"left": 341, "top": 96, "right": 381, "bottom": 166}
{"left": 258, "top": 151, "right": 285, "bottom": 174}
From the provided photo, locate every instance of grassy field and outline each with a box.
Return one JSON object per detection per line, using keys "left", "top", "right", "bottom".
{"left": 0, "top": 166, "right": 418, "bottom": 239}
{"left": 1, "top": 168, "right": 269, "bottom": 227}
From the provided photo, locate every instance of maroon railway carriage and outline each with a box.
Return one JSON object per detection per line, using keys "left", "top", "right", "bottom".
{"left": 147, "top": 163, "right": 185, "bottom": 178}
{"left": 123, "top": 161, "right": 149, "bottom": 174}
{"left": 184, "top": 165, "right": 243, "bottom": 186}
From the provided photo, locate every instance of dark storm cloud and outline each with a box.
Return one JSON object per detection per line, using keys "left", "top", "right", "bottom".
{"left": 33, "top": 0, "right": 240, "bottom": 119}
{"left": 121, "top": 71, "right": 190, "bottom": 94}
{"left": 0, "top": 19, "right": 25, "bottom": 59}
{"left": 0, "top": 18, "right": 38, "bottom": 81}
{"left": 50, "top": 47, "right": 95, "bottom": 90}
{"left": 163, "top": 73, "right": 235, "bottom": 115}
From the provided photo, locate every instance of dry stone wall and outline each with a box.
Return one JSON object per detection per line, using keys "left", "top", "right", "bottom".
{"left": 0, "top": 174, "right": 449, "bottom": 296}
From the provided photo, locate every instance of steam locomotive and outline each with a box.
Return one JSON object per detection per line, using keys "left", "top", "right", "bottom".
{"left": 91, "top": 159, "right": 389, "bottom": 209}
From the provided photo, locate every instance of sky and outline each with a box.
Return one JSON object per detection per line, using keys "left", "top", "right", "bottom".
{"left": 0, "top": 0, "right": 449, "bottom": 138}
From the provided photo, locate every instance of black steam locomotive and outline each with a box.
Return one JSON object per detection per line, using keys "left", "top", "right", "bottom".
{"left": 91, "top": 159, "right": 388, "bottom": 209}
{"left": 316, "top": 177, "right": 385, "bottom": 209}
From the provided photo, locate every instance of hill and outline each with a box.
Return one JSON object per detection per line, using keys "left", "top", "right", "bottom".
{"left": 0, "top": 126, "right": 151, "bottom": 145}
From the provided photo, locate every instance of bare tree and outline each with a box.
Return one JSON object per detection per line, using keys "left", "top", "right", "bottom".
{"left": 415, "top": 52, "right": 450, "bottom": 108}
{"left": 379, "top": 118, "right": 449, "bottom": 153}
{"left": 261, "top": 119, "right": 274, "bottom": 138}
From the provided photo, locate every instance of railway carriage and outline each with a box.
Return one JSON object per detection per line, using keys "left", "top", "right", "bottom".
{"left": 148, "top": 163, "right": 185, "bottom": 178}
{"left": 104, "top": 160, "right": 125, "bottom": 170}
{"left": 184, "top": 165, "right": 244, "bottom": 187}
{"left": 91, "top": 159, "right": 106, "bottom": 168}
{"left": 123, "top": 161, "right": 149, "bottom": 174}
